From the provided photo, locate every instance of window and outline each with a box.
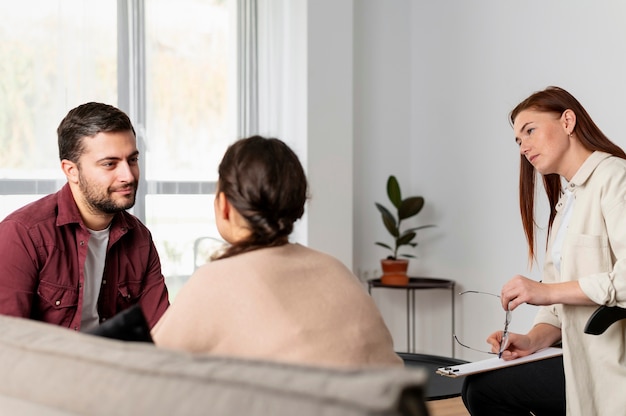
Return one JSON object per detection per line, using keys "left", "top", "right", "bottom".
{"left": 0, "top": 0, "right": 117, "bottom": 217}
{"left": 0, "top": 0, "right": 237, "bottom": 300}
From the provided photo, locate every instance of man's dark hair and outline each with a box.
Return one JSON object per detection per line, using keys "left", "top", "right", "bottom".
{"left": 57, "top": 102, "right": 136, "bottom": 162}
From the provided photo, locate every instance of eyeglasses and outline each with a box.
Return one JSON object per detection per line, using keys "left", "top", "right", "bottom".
{"left": 453, "top": 290, "right": 513, "bottom": 356}
{"left": 498, "top": 307, "right": 512, "bottom": 358}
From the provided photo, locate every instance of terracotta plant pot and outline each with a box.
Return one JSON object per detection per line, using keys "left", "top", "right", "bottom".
{"left": 380, "top": 259, "right": 409, "bottom": 286}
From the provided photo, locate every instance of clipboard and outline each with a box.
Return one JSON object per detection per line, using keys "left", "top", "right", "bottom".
{"left": 436, "top": 347, "right": 563, "bottom": 378}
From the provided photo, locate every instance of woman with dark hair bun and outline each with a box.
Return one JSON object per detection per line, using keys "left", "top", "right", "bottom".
{"left": 152, "top": 136, "right": 402, "bottom": 368}
{"left": 213, "top": 135, "right": 308, "bottom": 259}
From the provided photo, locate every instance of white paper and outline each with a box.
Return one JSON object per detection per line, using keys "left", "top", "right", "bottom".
{"left": 436, "top": 347, "right": 563, "bottom": 378}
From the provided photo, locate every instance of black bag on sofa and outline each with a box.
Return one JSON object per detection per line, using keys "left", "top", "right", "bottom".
{"left": 86, "top": 304, "right": 154, "bottom": 343}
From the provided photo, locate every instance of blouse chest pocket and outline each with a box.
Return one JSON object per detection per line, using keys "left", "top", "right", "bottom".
{"left": 564, "top": 233, "right": 611, "bottom": 278}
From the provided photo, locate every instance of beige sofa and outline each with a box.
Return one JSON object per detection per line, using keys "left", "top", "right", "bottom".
{"left": 0, "top": 315, "right": 429, "bottom": 415}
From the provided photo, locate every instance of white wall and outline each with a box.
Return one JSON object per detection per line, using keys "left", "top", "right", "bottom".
{"left": 353, "top": 0, "right": 422, "bottom": 353}
{"left": 352, "top": 0, "right": 626, "bottom": 361}
{"left": 288, "top": 0, "right": 626, "bottom": 361}
{"left": 257, "top": 0, "right": 354, "bottom": 265}
{"left": 306, "top": 0, "right": 354, "bottom": 265}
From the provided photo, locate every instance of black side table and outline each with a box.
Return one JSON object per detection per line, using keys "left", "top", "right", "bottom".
{"left": 368, "top": 277, "right": 456, "bottom": 357}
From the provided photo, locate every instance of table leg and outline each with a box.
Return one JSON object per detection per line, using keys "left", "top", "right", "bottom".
{"left": 451, "top": 284, "right": 455, "bottom": 358}
{"left": 406, "top": 290, "right": 410, "bottom": 353}
{"left": 411, "top": 289, "right": 416, "bottom": 353}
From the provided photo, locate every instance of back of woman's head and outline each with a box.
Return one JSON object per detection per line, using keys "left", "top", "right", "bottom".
{"left": 216, "top": 135, "right": 308, "bottom": 258}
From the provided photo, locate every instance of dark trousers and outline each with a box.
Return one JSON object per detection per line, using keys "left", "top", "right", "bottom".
{"left": 461, "top": 356, "right": 566, "bottom": 416}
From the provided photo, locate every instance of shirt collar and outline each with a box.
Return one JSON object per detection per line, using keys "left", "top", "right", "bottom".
{"left": 567, "top": 151, "right": 612, "bottom": 190}
{"left": 56, "top": 183, "right": 131, "bottom": 232}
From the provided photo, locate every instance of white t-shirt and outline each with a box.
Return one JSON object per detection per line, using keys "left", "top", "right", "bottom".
{"left": 81, "top": 227, "right": 110, "bottom": 331}
{"left": 551, "top": 187, "right": 575, "bottom": 273}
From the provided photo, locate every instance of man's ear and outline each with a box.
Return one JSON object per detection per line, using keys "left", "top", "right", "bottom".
{"left": 562, "top": 109, "right": 577, "bottom": 134}
{"left": 61, "top": 159, "right": 79, "bottom": 183}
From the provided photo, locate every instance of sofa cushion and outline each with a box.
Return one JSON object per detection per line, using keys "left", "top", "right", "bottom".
{"left": 0, "top": 315, "right": 429, "bottom": 416}
{"left": 0, "top": 395, "right": 71, "bottom": 416}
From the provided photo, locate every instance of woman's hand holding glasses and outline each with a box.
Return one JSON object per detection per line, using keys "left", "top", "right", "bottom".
{"left": 454, "top": 290, "right": 514, "bottom": 356}
{"left": 455, "top": 275, "right": 557, "bottom": 358}
{"left": 454, "top": 289, "right": 538, "bottom": 358}
{"left": 501, "top": 274, "right": 549, "bottom": 310}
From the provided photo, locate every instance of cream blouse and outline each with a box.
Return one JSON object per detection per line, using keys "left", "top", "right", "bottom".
{"left": 535, "top": 151, "right": 626, "bottom": 416}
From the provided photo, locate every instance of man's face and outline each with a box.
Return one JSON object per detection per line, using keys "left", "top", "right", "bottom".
{"left": 75, "top": 131, "right": 140, "bottom": 215}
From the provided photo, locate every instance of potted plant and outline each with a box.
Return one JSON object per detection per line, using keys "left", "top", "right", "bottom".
{"left": 375, "top": 175, "right": 435, "bottom": 285}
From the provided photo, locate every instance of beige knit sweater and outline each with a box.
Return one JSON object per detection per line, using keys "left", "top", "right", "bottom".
{"left": 152, "top": 243, "right": 402, "bottom": 368}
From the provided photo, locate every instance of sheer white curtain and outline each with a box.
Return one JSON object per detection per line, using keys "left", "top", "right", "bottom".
{"left": 256, "top": 0, "right": 306, "bottom": 145}
{"left": 255, "top": 0, "right": 308, "bottom": 244}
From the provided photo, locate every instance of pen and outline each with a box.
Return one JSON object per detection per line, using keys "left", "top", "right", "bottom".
{"left": 498, "top": 326, "right": 508, "bottom": 358}
{"left": 498, "top": 308, "right": 511, "bottom": 358}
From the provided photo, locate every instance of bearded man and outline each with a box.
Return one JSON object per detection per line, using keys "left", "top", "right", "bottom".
{"left": 0, "top": 102, "right": 169, "bottom": 331}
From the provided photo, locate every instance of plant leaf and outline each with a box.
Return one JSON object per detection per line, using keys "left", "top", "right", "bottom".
{"left": 403, "top": 225, "right": 436, "bottom": 234}
{"left": 398, "top": 229, "right": 417, "bottom": 239}
{"left": 387, "top": 176, "right": 402, "bottom": 209}
{"left": 396, "top": 231, "right": 416, "bottom": 246}
{"left": 399, "top": 196, "right": 424, "bottom": 220}
{"left": 375, "top": 203, "right": 399, "bottom": 237}
{"left": 375, "top": 242, "right": 393, "bottom": 250}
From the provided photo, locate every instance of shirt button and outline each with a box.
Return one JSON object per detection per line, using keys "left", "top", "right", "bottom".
{"left": 102, "top": 280, "right": 107, "bottom": 285}
{"left": 55, "top": 300, "right": 61, "bottom": 306}
{"left": 80, "top": 241, "right": 85, "bottom": 246}
{"left": 569, "top": 183, "right": 575, "bottom": 188}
